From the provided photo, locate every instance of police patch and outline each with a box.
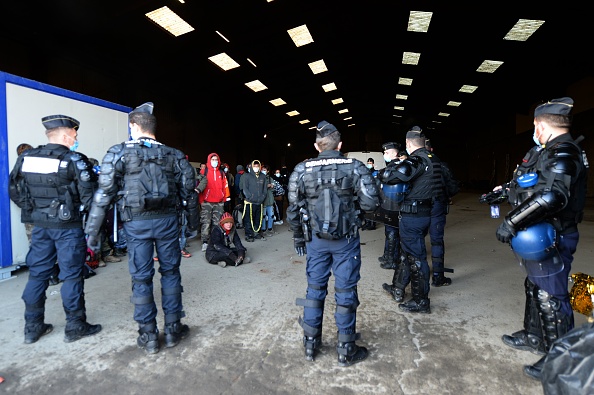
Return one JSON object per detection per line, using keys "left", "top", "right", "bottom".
{"left": 305, "top": 158, "right": 353, "bottom": 167}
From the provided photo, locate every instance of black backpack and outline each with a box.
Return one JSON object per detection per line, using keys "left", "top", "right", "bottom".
{"left": 312, "top": 187, "right": 346, "bottom": 240}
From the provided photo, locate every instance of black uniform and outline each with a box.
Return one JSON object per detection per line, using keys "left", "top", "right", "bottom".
{"left": 9, "top": 116, "right": 102, "bottom": 344}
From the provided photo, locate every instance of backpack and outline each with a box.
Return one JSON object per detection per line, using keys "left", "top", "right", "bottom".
{"left": 442, "top": 162, "right": 460, "bottom": 198}
{"left": 312, "top": 187, "right": 347, "bottom": 240}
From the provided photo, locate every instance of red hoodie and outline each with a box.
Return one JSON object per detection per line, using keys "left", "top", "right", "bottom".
{"left": 199, "top": 153, "right": 230, "bottom": 204}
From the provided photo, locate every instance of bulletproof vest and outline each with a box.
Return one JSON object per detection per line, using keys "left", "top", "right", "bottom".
{"left": 119, "top": 141, "right": 179, "bottom": 217}
{"left": 302, "top": 157, "right": 359, "bottom": 239}
{"left": 403, "top": 150, "right": 436, "bottom": 203}
{"left": 21, "top": 146, "right": 83, "bottom": 225}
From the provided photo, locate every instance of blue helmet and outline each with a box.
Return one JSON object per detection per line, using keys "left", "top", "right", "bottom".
{"left": 511, "top": 222, "right": 556, "bottom": 261}
{"left": 382, "top": 183, "right": 409, "bottom": 203}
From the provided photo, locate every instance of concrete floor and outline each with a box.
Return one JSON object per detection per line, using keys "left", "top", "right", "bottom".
{"left": 0, "top": 192, "right": 592, "bottom": 395}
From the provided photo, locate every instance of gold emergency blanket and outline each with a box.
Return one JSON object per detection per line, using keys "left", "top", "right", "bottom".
{"left": 569, "top": 272, "right": 594, "bottom": 316}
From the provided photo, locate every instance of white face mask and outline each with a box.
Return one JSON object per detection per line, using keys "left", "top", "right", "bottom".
{"left": 224, "top": 167, "right": 228, "bottom": 173}
{"left": 252, "top": 166, "right": 260, "bottom": 173}
{"left": 532, "top": 128, "right": 542, "bottom": 148}
{"left": 261, "top": 170, "right": 267, "bottom": 175}
{"left": 275, "top": 172, "right": 281, "bottom": 177}
{"left": 211, "top": 159, "right": 219, "bottom": 167}
{"left": 130, "top": 124, "right": 142, "bottom": 141}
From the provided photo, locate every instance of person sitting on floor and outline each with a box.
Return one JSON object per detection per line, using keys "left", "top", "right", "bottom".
{"left": 205, "top": 212, "right": 250, "bottom": 268}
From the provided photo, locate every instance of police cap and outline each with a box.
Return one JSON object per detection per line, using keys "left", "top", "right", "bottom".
{"left": 41, "top": 115, "right": 80, "bottom": 131}
{"left": 382, "top": 141, "right": 401, "bottom": 151}
{"left": 534, "top": 97, "right": 573, "bottom": 117}
{"left": 316, "top": 120, "right": 338, "bottom": 137}
{"left": 406, "top": 125, "right": 424, "bottom": 139}
{"left": 130, "top": 102, "right": 154, "bottom": 115}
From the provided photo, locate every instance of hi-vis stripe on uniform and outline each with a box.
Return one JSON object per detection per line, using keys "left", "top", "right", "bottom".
{"left": 21, "top": 157, "right": 61, "bottom": 174}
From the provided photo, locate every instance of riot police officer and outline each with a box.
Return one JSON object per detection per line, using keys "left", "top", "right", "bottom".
{"left": 9, "top": 115, "right": 102, "bottom": 344}
{"left": 495, "top": 97, "right": 588, "bottom": 379}
{"left": 380, "top": 126, "right": 442, "bottom": 314}
{"left": 287, "top": 121, "right": 380, "bottom": 367}
{"left": 84, "top": 102, "right": 199, "bottom": 354}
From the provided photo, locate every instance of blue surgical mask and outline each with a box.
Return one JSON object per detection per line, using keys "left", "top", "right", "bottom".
{"left": 211, "top": 159, "right": 219, "bottom": 167}
{"left": 383, "top": 154, "right": 391, "bottom": 163}
{"left": 366, "top": 164, "right": 373, "bottom": 169}
{"left": 532, "top": 128, "right": 542, "bottom": 148}
{"left": 275, "top": 172, "right": 281, "bottom": 177}
{"left": 261, "top": 170, "right": 267, "bottom": 175}
{"left": 69, "top": 138, "right": 79, "bottom": 151}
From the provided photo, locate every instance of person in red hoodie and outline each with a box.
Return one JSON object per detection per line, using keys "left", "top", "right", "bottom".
{"left": 199, "top": 153, "right": 230, "bottom": 252}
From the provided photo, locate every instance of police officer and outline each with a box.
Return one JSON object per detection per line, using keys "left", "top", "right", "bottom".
{"left": 495, "top": 97, "right": 588, "bottom": 379}
{"left": 380, "top": 126, "right": 441, "bottom": 314}
{"left": 84, "top": 102, "right": 199, "bottom": 354}
{"left": 377, "top": 142, "right": 404, "bottom": 270}
{"left": 425, "top": 139, "right": 457, "bottom": 286}
{"left": 9, "top": 115, "right": 102, "bottom": 344}
{"left": 287, "top": 121, "right": 380, "bottom": 367}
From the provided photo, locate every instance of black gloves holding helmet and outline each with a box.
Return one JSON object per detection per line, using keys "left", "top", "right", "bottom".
{"left": 496, "top": 220, "right": 516, "bottom": 243}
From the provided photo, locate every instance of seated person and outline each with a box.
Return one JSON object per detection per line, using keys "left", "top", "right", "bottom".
{"left": 205, "top": 212, "right": 249, "bottom": 268}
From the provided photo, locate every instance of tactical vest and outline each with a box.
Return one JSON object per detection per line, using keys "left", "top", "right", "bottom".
{"left": 118, "top": 140, "right": 179, "bottom": 220}
{"left": 403, "top": 150, "right": 438, "bottom": 203}
{"left": 21, "top": 146, "right": 83, "bottom": 227}
{"left": 302, "top": 157, "right": 359, "bottom": 239}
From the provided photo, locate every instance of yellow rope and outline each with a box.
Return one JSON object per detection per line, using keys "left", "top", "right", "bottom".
{"left": 243, "top": 201, "right": 263, "bottom": 233}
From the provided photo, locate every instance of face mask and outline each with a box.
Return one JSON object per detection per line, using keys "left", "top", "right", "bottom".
{"left": 532, "top": 128, "right": 542, "bottom": 148}
{"left": 130, "top": 125, "right": 142, "bottom": 141}
{"left": 211, "top": 160, "right": 219, "bottom": 167}
{"left": 252, "top": 167, "right": 260, "bottom": 173}
{"left": 406, "top": 149, "right": 411, "bottom": 155}
{"left": 224, "top": 167, "right": 228, "bottom": 173}
{"left": 275, "top": 172, "right": 281, "bottom": 177}
{"left": 383, "top": 154, "right": 391, "bottom": 163}
{"left": 70, "top": 140, "right": 79, "bottom": 152}
{"left": 366, "top": 163, "right": 373, "bottom": 169}
{"left": 261, "top": 170, "right": 267, "bottom": 175}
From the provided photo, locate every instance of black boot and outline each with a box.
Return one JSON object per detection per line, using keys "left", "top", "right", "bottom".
{"left": 164, "top": 321, "right": 189, "bottom": 348}
{"left": 24, "top": 322, "right": 53, "bottom": 344}
{"left": 137, "top": 322, "right": 160, "bottom": 354}
{"left": 64, "top": 320, "right": 102, "bottom": 343}
{"left": 524, "top": 355, "right": 546, "bottom": 380}
{"left": 382, "top": 283, "right": 405, "bottom": 302}
{"left": 379, "top": 232, "right": 398, "bottom": 269}
{"left": 399, "top": 255, "right": 431, "bottom": 314}
{"left": 337, "top": 333, "right": 368, "bottom": 367}
{"left": 303, "top": 335, "right": 322, "bottom": 361}
{"left": 431, "top": 273, "right": 452, "bottom": 287}
{"left": 501, "top": 279, "right": 545, "bottom": 355}
{"left": 382, "top": 255, "right": 408, "bottom": 302}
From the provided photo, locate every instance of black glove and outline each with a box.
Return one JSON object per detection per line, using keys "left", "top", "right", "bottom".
{"left": 86, "top": 234, "right": 101, "bottom": 253}
{"left": 496, "top": 221, "right": 515, "bottom": 243}
{"left": 293, "top": 233, "right": 307, "bottom": 256}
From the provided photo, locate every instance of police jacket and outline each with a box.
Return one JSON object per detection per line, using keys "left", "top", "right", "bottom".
{"left": 380, "top": 147, "right": 442, "bottom": 215}
{"left": 9, "top": 143, "right": 97, "bottom": 229}
{"left": 286, "top": 150, "right": 380, "bottom": 239}
{"left": 505, "top": 133, "right": 588, "bottom": 235}
{"left": 84, "top": 137, "right": 199, "bottom": 238}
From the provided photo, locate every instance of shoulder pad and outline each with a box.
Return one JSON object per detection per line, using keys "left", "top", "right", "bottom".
{"left": 108, "top": 143, "right": 124, "bottom": 154}
{"left": 395, "top": 159, "right": 415, "bottom": 177}
{"left": 294, "top": 162, "right": 306, "bottom": 173}
{"left": 69, "top": 152, "right": 82, "bottom": 162}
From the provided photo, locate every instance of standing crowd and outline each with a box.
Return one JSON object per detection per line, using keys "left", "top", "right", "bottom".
{"left": 9, "top": 97, "right": 588, "bottom": 385}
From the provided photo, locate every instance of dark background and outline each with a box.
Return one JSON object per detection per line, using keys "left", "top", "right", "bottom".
{"left": 1, "top": 1, "right": 593, "bottom": 193}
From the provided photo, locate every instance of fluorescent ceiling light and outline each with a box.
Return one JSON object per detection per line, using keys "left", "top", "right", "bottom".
{"left": 504, "top": 19, "right": 544, "bottom": 41}
{"left": 269, "top": 98, "right": 286, "bottom": 106}
{"left": 287, "top": 24, "right": 314, "bottom": 47}
{"left": 208, "top": 53, "right": 240, "bottom": 71}
{"left": 299, "top": 120, "right": 310, "bottom": 124}
{"left": 331, "top": 98, "right": 344, "bottom": 105}
{"left": 408, "top": 11, "right": 432, "bottom": 32}
{"left": 398, "top": 77, "right": 413, "bottom": 86}
{"left": 460, "top": 85, "right": 478, "bottom": 93}
{"left": 338, "top": 109, "right": 348, "bottom": 114}
{"left": 431, "top": 120, "right": 442, "bottom": 124}
{"left": 438, "top": 112, "right": 450, "bottom": 117}
{"left": 348, "top": 124, "right": 355, "bottom": 127}
{"left": 245, "top": 80, "right": 268, "bottom": 92}
{"left": 402, "top": 52, "right": 420, "bottom": 65}
{"left": 394, "top": 106, "right": 405, "bottom": 111}
{"left": 145, "top": 6, "right": 194, "bottom": 37}
{"left": 393, "top": 114, "right": 402, "bottom": 117}
{"left": 447, "top": 101, "right": 461, "bottom": 107}
{"left": 395, "top": 94, "right": 408, "bottom": 100}
{"left": 216, "top": 31, "right": 230, "bottom": 42}
{"left": 477, "top": 60, "right": 503, "bottom": 73}
{"left": 308, "top": 126, "right": 316, "bottom": 130}
{"left": 308, "top": 59, "right": 328, "bottom": 74}
{"left": 287, "top": 110, "right": 300, "bottom": 116}
{"left": 247, "top": 58, "right": 257, "bottom": 67}
{"left": 322, "top": 83, "right": 337, "bottom": 92}
{"left": 344, "top": 117, "right": 352, "bottom": 120}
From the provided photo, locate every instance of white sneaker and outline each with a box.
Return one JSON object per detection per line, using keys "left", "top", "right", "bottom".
{"left": 202, "top": 243, "right": 208, "bottom": 252}
{"left": 274, "top": 220, "right": 283, "bottom": 225}
{"left": 218, "top": 261, "right": 227, "bottom": 268}
{"left": 244, "top": 256, "right": 251, "bottom": 263}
